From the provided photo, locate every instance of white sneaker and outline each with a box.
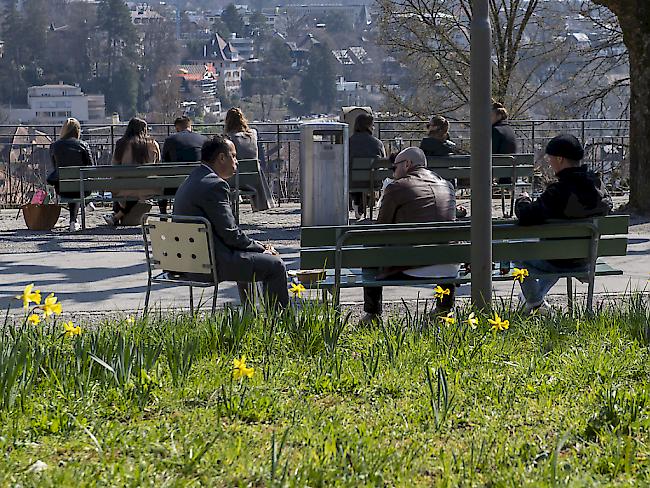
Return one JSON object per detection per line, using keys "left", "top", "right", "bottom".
{"left": 86, "top": 202, "right": 96, "bottom": 212}
{"left": 69, "top": 220, "right": 80, "bottom": 232}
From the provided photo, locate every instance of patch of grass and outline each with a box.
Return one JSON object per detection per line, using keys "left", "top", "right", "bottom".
{"left": 2, "top": 295, "right": 650, "bottom": 485}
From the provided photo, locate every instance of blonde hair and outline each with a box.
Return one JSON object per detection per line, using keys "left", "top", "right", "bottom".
{"left": 492, "top": 101, "right": 509, "bottom": 121}
{"left": 224, "top": 107, "right": 251, "bottom": 134}
{"left": 60, "top": 118, "right": 81, "bottom": 139}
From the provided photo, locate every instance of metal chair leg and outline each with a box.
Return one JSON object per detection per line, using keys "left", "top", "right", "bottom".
{"left": 566, "top": 277, "right": 573, "bottom": 315}
{"left": 189, "top": 285, "right": 194, "bottom": 314}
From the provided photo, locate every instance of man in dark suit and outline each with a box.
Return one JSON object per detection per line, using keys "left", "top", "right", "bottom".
{"left": 173, "top": 135, "right": 289, "bottom": 308}
{"left": 159, "top": 116, "right": 207, "bottom": 213}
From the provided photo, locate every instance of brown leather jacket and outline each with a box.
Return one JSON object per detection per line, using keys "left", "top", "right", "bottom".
{"left": 377, "top": 166, "right": 456, "bottom": 225}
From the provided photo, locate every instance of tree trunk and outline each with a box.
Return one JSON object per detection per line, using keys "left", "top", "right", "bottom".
{"left": 626, "top": 28, "right": 650, "bottom": 213}
{"left": 595, "top": 1, "right": 650, "bottom": 213}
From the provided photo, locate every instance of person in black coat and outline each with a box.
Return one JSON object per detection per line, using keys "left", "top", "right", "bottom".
{"left": 515, "top": 135, "right": 612, "bottom": 312}
{"left": 348, "top": 113, "right": 386, "bottom": 219}
{"left": 491, "top": 101, "right": 517, "bottom": 184}
{"left": 49, "top": 118, "right": 94, "bottom": 231}
{"left": 419, "top": 115, "right": 461, "bottom": 157}
{"left": 173, "top": 135, "right": 289, "bottom": 309}
{"left": 159, "top": 116, "right": 207, "bottom": 213}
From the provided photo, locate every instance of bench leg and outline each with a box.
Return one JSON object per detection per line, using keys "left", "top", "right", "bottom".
{"left": 144, "top": 279, "right": 152, "bottom": 314}
{"left": 566, "top": 277, "right": 573, "bottom": 315}
{"left": 189, "top": 285, "right": 194, "bottom": 314}
{"left": 586, "top": 276, "right": 595, "bottom": 314}
{"left": 212, "top": 284, "right": 218, "bottom": 315}
{"left": 80, "top": 199, "right": 86, "bottom": 230}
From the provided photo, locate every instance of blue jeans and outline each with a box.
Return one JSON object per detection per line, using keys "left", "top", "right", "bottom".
{"left": 517, "top": 260, "right": 587, "bottom": 307}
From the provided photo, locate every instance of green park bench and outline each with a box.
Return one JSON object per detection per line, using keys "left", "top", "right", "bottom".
{"left": 58, "top": 159, "right": 263, "bottom": 229}
{"left": 359, "top": 153, "right": 535, "bottom": 219}
{"left": 299, "top": 214, "right": 629, "bottom": 312}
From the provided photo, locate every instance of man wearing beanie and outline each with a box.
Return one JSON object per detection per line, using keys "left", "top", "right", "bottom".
{"left": 515, "top": 134, "right": 612, "bottom": 312}
{"left": 360, "top": 146, "right": 458, "bottom": 324}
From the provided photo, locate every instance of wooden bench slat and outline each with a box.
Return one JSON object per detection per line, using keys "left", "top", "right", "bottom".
{"left": 300, "top": 216, "right": 629, "bottom": 247}
{"left": 300, "top": 237, "right": 626, "bottom": 270}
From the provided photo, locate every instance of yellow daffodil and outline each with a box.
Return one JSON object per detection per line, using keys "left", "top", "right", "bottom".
{"left": 512, "top": 268, "right": 529, "bottom": 283}
{"left": 488, "top": 312, "right": 510, "bottom": 332}
{"left": 16, "top": 283, "right": 42, "bottom": 310}
{"left": 434, "top": 285, "right": 451, "bottom": 301}
{"left": 233, "top": 356, "right": 254, "bottom": 380}
{"left": 40, "top": 293, "right": 62, "bottom": 317}
{"left": 439, "top": 311, "right": 456, "bottom": 325}
{"left": 290, "top": 283, "right": 306, "bottom": 297}
{"left": 466, "top": 312, "right": 479, "bottom": 329}
{"left": 27, "top": 314, "right": 41, "bottom": 325}
{"left": 126, "top": 316, "right": 135, "bottom": 325}
{"left": 63, "top": 321, "right": 81, "bottom": 338}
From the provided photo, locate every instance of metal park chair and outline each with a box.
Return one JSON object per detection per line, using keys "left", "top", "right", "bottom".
{"left": 141, "top": 213, "right": 219, "bottom": 314}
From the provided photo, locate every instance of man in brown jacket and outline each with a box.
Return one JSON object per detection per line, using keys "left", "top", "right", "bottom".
{"left": 362, "top": 147, "right": 458, "bottom": 323}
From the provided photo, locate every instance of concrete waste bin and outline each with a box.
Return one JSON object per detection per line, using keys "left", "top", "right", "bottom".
{"left": 300, "top": 122, "right": 349, "bottom": 226}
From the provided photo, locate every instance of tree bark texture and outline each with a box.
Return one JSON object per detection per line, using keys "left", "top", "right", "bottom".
{"left": 594, "top": 0, "right": 650, "bottom": 212}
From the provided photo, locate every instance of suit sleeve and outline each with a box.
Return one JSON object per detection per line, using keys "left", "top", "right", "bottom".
{"left": 161, "top": 138, "right": 172, "bottom": 163}
{"left": 515, "top": 183, "right": 565, "bottom": 225}
{"left": 204, "top": 179, "right": 265, "bottom": 252}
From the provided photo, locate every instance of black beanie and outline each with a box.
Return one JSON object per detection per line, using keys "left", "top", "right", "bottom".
{"left": 545, "top": 134, "right": 584, "bottom": 161}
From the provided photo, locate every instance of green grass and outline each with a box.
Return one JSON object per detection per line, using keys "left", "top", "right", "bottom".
{"left": 2, "top": 295, "right": 650, "bottom": 486}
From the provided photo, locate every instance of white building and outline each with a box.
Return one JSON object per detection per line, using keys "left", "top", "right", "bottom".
{"left": 229, "top": 34, "right": 255, "bottom": 61}
{"left": 6, "top": 83, "right": 106, "bottom": 123}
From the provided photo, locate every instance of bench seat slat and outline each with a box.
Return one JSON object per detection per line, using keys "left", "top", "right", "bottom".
{"left": 305, "top": 261, "right": 623, "bottom": 289}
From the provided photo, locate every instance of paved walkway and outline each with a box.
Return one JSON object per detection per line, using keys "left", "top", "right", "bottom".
{"left": 1, "top": 200, "right": 648, "bottom": 314}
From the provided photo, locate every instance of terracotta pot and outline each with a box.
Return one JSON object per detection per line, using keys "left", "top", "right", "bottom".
{"left": 22, "top": 204, "right": 62, "bottom": 231}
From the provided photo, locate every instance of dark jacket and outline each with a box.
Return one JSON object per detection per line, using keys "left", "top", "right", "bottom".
{"left": 492, "top": 121, "right": 517, "bottom": 154}
{"left": 173, "top": 165, "right": 265, "bottom": 281}
{"left": 378, "top": 166, "right": 456, "bottom": 225}
{"left": 419, "top": 137, "right": 459, "bottom": 157}
{"left": 161, "top": 130, "right": 206, "bottom": 163}
{"left": 50, "top": 138, "right": 94, "bottom": 171}
{"left": 49, "top": 138, "right": 94, "bottom": 195}
{"left": 349, "top": 132, "right": 386, "bottom": 160}
{"left": 515, "top": 165, "right": 613, "bottom": 267}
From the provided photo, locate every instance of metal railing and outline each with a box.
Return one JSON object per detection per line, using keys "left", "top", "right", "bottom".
{"left": 0, "top": 119, "right": 630, "bottom": 206}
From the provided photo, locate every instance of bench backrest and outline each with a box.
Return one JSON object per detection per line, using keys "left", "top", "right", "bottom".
{"left": 300, "top": 215, "right": 629, "bottom": 269}
{"left": 58, "top": 159, "right": 260, "bottom": 194}
{"left": 349, "top": 154, "right": 535, "bottom": 191}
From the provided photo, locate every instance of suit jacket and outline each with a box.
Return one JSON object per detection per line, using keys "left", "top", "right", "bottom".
{"left": 162, "top": 130, "right": 207, "bottom": 163}
{"left": 173, "top": 165, "right": 265, "bottom": 281}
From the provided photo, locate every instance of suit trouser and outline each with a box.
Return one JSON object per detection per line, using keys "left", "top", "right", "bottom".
{"left": 363, "top": 272, "right": 455, "bottom": 314}
{"left": 231, "top": 252, "right": 289, "bottom": 308}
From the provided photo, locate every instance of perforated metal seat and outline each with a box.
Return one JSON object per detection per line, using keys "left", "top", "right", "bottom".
{"left": 142, "top": 213, "right": 219, "bottom": 314}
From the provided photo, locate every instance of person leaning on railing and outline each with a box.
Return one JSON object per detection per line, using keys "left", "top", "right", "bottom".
{"left": 48, "top": 118, "right": 94, "bottom": 232}
{"left": 103, "top": 117, "right": 160, "bottom": 226}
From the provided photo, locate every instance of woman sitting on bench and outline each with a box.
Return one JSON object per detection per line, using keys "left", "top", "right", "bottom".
{"left": 104, "top": 117, "right": 160, "bottom": 226}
